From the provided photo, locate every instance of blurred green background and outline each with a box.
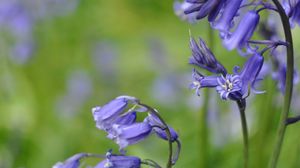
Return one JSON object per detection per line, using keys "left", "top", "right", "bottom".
{"left": 1, "top": 0, "right": 300, "bottom": 167}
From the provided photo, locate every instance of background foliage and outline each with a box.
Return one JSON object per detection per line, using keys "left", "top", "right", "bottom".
{"left": 0, "top": 0, "right": 300, "bottom": 167}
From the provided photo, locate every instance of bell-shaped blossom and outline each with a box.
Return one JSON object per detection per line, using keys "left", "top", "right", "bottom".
{"left": 52, "top": 153, "right": 87, "bottom": 168}
{"left": 223, "top": 11, "right": 260, "bottom": 50}
{"left": 283, "top": 0, "right": 300, "bottom": 27}
{"left": 95, "top": 152, "right": 141, "bottom": 168}
{"left": 174, "top": 1, "right": 198, "bottom": 23}
{"left": 177, "top": 0, "right": 224, "bottom": 21}
{"left": 212, "top": 0, "right": 243, "bottom": 33}
{"left": 108, "top": 122, "right": 152, "bottom": 150}
{"left": 145, "top": 114, "right": 178, "bottom": 142}
{"left": 189, "top": 37, "right": 227, "bottom": 75}
{"left": 92, "top": 96, "right": 138, "bottom": 131}
{"left": 191, "top": 53, "right": 264, "bottom": 100}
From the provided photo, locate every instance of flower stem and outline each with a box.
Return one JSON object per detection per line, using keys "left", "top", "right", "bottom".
{"left": 138, "top": 103, "right": 173, "bottom": 168}
{"left": 236, "top": 99, "right": 248, "bottom": 168}
{"left": 198, "top": 24, "right": 214, "bottom": 167}
{"left": 270, "top": 0, "right": 294, "bottom": 167}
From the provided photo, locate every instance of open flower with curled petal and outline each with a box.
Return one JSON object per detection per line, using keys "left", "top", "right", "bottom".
{"left": 191, "top": 53, "right": 264, "bottom": 101}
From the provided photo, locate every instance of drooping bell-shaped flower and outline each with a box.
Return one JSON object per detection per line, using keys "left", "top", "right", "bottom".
{"left": 145, "top": 114, "right": 179, "bottom": 142}
{"left": 108, "top": 121, "right": 152, "bottom": 150}
{"left": 212, "top": 0, "right": 243, "bottom": 33}
{"left": 52, "top": 153, "right": 88, "bottom": 168}
{"left": 283, "top": 0, "right": 300, "bottom": 27}
{"left": 174, "top": 1, "right": 198, "bottom": 23}
{"left": 189, "top": 37, "right": 227, "bottom": 75}
{"left": 223, "top": 11, "right": 260, "bottom": 50}
{"left": 92, "top": 96, "right": 138, "bottom": 131}
{"left": 95, "top": 152, "right": 141, "bottom": 168}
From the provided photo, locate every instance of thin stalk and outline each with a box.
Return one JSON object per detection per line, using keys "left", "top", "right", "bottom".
{"left": 269, "top": 0, "right": 294, "bottom": 167}
{"left": 236, "top": 99, "right": 248, "bottom": 168}
{"left": 138, "top": 103, "right": 173, "bottom": 168}
{"left": 198, "top": 24, "right": 214, "bottom": 167}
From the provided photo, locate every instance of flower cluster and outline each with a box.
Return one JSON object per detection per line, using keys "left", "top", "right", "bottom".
{"left": 189, "top": 37, "right": 264, "bottom": 101}
{"left": 52, "top": 96, "right": 180, "bottom": 168}
{"left": 175, "top": 0, "right": 299, "bottom": 95}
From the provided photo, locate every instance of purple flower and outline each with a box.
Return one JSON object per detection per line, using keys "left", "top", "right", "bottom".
{"left": 52, "top": 153, "right": 87, "bottom": 168}
{"left": 190, "top": 69, "right": 219, "bottom": 96}
{"left": 212, "top": 0, "right": 243, "bottom": 33}
{"left": 191, "top": 53, "right": 264, "bottom": 100}
{"left": 145, "top": 114, "right": 178, "bottom": 142}
{"left": 95, "top": 152, "right": 141, "bottom": 168}
{"left": 107, "top": 122, "right": 152, "bottom": 150}
{"left": 272, "top": 63, "right": 299, "bottom": 93}
{"left": 176, "top": 0, "right": 224, "bottom": 21}
{"left": 174, "top": 1, "right": 198, "bottom": 23}
{"left": 189, "top": 37, "right": 227, "bottom": 75}
{"left": 216, "top": 74, "right": 243, "bottom": 100}
{"left": 223, "top": 11, "right": 260, "bottom": 50}
{"left": 283, "top": 0, "right": 300, "bottom": 27}
{"left": 92, "top": 96, "right": 139, "bottom": 131}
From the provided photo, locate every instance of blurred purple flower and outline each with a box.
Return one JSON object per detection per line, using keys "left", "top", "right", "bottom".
{"left": 222, "top": 11, "right": 260, "bottom": 50}
{"left": 55, "top": 70, "right": 92, "bottom": 118}
{"left": 92, "top": 42, "right": 118, "bottom": 81}
{"left": 212, "top": 0, "right": 243, "bottom": 33}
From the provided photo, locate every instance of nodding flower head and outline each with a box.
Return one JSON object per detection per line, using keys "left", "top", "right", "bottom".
{"left": 145, "top": 114, "right": 179, "bottom": 142}
{"left": 189, "top": 37, "right": 227, "bottom": 75}
{"left": 179, "top": 0, "right": 223, "bottom": 20}
{"left": 95, "top": 152, "right": 141, "bottom": 168}
{"left": 92, "top": 96, "right": 139, "bottom": 131}
{"left": 174, "top": 1, "right": 198, "bottom": 23}
{"left": 223, "top": 10, "right": 260, "bottom": 50}
{"left": 107, "top": 121, "right": 153, "bottom": 150}
{"left": 212, "top": 0, "right": 243, "bottom": 34}
{"left": 283, "top": 0, "right": 300, "bottom": 27}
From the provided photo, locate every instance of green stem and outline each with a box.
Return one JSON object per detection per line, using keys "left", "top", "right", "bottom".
{"left": 236, "top": 99, "right": 248, "bottom": 168}
{"left": 138, "top": 103, "right": 173, "bottom": 168}
{"left": 198, "top": 25, "right": 214, "bottom": 167}
{"left": 270, "top": 0, "right": 294, "bottom": 167}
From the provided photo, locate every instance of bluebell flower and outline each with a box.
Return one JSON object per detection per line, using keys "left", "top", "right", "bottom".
{"left": 175, "top": 0, "right": 224, "bottom": 21}
{"left": 283, "top": 0, "right": 300, "bottom": 27}
{"left": 174, "top": 1, "right": 198, "bottom": 23}
{"left": 107, "top": 122, "right": 152, "bottom": 150}
{"left": 212, "top": 0, "right": 243, "bottom": 33}
{"left": 52, "top": 153, "right": 87, "bottom": 168}
{"left": 223, "top": 10, "right": 260, "bottom": 50}
{"left": 189, "top": 37, "right": 227, "bottom": 75}
{"left": 145, "top": 114, "right": 178, "bottom": 142}
{"left": 92, "top": 96, "right": 139, "bottom": 131}
{"left": 191, "top": 53, "right": 264, "bottom": 100}
{"left": 95, "top": 152, "right": 141, "bottom": 168}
